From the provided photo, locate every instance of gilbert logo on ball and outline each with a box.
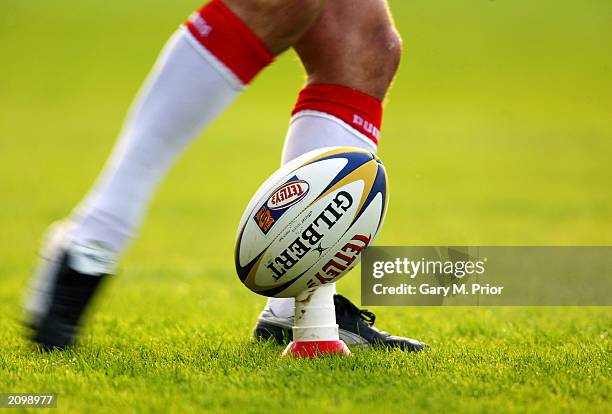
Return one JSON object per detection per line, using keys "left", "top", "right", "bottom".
{"left": 235, "top": 146, "right": 389, "bottom": 298}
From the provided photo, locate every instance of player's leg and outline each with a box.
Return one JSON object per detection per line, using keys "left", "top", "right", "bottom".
{"left": 70, "top": 0, "right": 325, "bottom": 257}
{"left": 262, "top": 0, "right": 400, "bottom": 325}
{"left": 24, "top": 0, "right": 325, "bottom": 349}
{"left": 255, "top": 0, "right": 425, "bottom": 351}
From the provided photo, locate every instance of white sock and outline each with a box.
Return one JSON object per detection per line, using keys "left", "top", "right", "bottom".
{"left": 72, "top": 29, "right": 237, "bottom": 253}
{"left": 69, "top": 1, "right": 273, "bottom": 259}
{"left": 265, "top": 83, "right": 383, "bottom": 320}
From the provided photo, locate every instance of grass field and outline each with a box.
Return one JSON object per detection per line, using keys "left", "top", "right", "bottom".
{"left": 1, "top": 0, "right": 611, "bottom": 412}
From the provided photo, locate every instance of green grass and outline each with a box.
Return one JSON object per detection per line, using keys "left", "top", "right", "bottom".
{"left": 1, "top": 0, "right": 611, "bottom": 413}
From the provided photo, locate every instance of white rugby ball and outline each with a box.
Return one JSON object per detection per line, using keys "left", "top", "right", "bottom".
{"left": 235, "top": 147, "right": 389, "bottom": 298}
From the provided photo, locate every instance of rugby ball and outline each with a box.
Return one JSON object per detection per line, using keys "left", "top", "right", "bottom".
{"left": 235, "top": 147, "right": 389, "bottom": 298}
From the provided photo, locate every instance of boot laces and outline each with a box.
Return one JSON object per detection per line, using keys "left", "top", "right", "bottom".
{"left": 334, "top": 294, "right": 376, "bottom": 326}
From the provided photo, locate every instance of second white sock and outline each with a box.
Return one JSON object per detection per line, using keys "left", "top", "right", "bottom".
{"left": 71, "top": 29, "right": 243, "bottom": 254}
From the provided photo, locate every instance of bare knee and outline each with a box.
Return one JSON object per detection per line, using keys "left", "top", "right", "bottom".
{"left": 295, "top": 0, "right": 402, "bottom": 100}
{"left": 364, "top": 24, "right": 402, "bottom": 92}
{"left": 223, "top": 0, "right": 325, "bottom": 54}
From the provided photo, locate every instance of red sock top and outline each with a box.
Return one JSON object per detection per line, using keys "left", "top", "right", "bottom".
{"left": 292, "top": 84, "right": 383, "bottom": 145}
{"left": 185, "top": 0, "right": 274, "bottom": 85}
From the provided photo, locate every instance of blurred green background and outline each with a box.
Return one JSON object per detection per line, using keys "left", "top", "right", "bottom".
{"left": 0, "top": 1, "right": 610, "bottom": 413}
{"left": 1, "top": 0, "right": 611, "bottom": 262}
